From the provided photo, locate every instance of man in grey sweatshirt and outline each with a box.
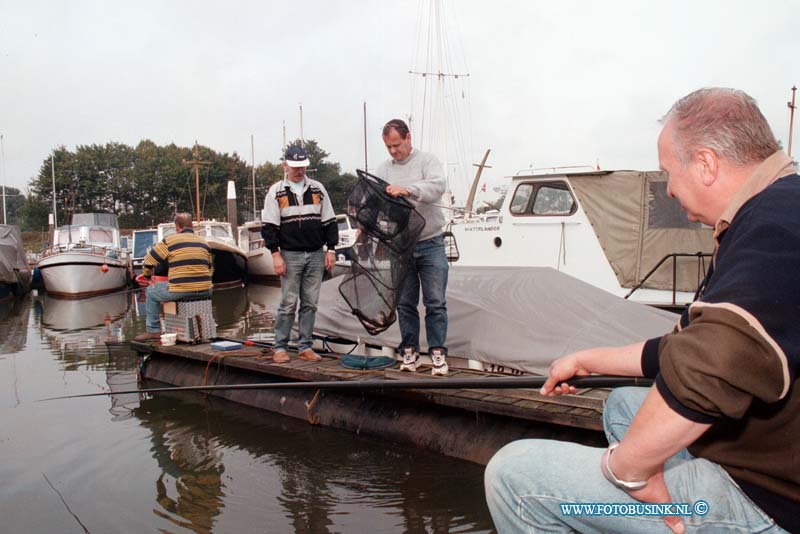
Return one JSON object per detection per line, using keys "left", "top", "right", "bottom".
{"left": 376, "top": 118, "right": 450, "bottom": 376}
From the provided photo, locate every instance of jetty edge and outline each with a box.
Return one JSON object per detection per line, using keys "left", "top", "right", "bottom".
{"left": 130, "top": 339, "right": 623, "bottom": 465}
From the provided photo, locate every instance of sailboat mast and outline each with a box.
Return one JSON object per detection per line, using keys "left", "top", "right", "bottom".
{"left": 251, "top": 134, "right": 257, "bottom": 220}
{"left": 1, "top": 134, "right": 6, "bottom": 225}
{"left": 182, "top": 141, "right": 210, "bottom": 222}
{"left": 363, "top": 101, "right": 368, "bottom": 173}
{"left": 299, "top": 104, "right": 304, "bottom": 144}
{"left": 409, "top": 0, "right": 471, "bottom": 207}
{"left": 788, "top": 85, "right": 797, "bottom": 158}
{"left": 51, "top": 152, "right": 57, "bottom": 228}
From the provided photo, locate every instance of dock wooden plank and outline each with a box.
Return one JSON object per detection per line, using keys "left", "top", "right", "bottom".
{"left": 133, "top": 341, "right": 606, "bottom": 431}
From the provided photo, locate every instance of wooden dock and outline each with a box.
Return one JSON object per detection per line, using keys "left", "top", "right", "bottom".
{"left": 131, "top": 341, "right": 609, "bottom": 465}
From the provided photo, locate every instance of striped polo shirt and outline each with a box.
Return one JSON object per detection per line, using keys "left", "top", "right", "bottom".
{"left": 143, "top": 228, "right": 213, "bottom": 292}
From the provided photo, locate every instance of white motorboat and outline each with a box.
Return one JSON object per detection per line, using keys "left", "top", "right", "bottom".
{"left": 237, "top": 221, "right": 276, "bottom": 282}
{"left": 239, "top": 215, "right": 356, "bottom": 280}
{"left": 448, "top": 169, "right": 715, "bottom": 310}
{"left": 37, "top": 213, "right": 130, "bottom": 298}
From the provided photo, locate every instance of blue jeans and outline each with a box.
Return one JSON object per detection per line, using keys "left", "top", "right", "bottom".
{"left": 484, "top": 387, "right": 788, "bottom": 533}
{"left": 145, "top": 282, "right": 211, "bottom": 333}
{"left": 397, "top": 234, "right": 449, "bottom": 351}
{"left": 274, "top": 249, "right": 325, "bottom": 352}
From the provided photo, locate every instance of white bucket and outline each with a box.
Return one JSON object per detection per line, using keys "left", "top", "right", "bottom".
{"left": 160, "top": 333, "right": 177, "bottom": 346}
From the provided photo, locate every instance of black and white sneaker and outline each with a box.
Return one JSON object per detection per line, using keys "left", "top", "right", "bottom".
{"left": 431, "top": 347, "right": 449, "bottom": 376}
{"left": 399, "top": 346, "right": 420, "bottom": 372}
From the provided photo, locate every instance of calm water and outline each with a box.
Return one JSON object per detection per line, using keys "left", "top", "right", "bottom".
{"left": 0, "top": 286, "right": 494, "bottom": 533}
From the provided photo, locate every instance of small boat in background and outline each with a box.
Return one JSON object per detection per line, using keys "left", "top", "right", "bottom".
{"left": 334, "top": 214, "right": 359, "bottom": 264}
{"left": 130, "top": 228, "right": 158, "bottom": 277}
{"left": 0, "top": 224, "right": 32, "bottom": 301}
{"left": 37, "top": 213, "right": 130, "bottom": 298}
{"left": 238, "top": 220, "right": 276, "bottom": 282}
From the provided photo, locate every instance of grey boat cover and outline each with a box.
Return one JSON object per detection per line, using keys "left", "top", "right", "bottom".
{"left": 0, "top": 225, "right": 30, "bottom": 285}
{"left": 314, "top": 266, "right": 677, "bottom": 375}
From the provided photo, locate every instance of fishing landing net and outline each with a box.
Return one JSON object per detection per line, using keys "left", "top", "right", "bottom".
{"left": 338, "top": 170, "right": 426, "bottom": 335}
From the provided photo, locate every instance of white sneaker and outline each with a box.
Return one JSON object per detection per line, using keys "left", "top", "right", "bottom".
{"left": 399, "top": 346, "right": 420, "bottom": 372}
{"left": 431, "top": 347, "right": 449, "bottom": 376}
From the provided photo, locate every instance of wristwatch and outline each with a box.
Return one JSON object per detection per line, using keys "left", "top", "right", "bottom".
{"left": 603, "top": 442, "right": 648, "bottom": 491}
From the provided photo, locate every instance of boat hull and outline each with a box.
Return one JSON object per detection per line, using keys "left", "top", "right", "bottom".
{"left": 37, "top": 251, "right": 128, "bottom": 298}
{"left": 208, "top": 244, "right": 247, "bottom": 289}
{"left": 244, "top": 247, "right": 277, "bottom": 282}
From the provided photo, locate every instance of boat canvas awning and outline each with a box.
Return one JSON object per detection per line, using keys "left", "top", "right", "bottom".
{"left": 314, "top": 266, "right": 677, "bottom": 375}
{"left": 568, "top": 171, "right": 714, "bottom": 292}
{"left": 0, "top": 224, "right": 29, "bottom": 284}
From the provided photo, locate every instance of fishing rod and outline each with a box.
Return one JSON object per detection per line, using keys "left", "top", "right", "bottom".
{"left": 40, "top": 375, "right": 653, "bottom": 402}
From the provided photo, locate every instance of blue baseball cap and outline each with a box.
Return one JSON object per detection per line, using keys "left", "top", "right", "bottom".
{"left": 284, "top": 145, "right": 310, "bottom": 167}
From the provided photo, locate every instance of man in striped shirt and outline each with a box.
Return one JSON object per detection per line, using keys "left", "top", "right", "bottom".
{"left": 135, "top": 212, "right": 213, "bottom": 341}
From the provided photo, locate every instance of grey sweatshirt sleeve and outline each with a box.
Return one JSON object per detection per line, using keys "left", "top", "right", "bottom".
{"left": 406, "top": 152, "right": 446, "bottom": 203}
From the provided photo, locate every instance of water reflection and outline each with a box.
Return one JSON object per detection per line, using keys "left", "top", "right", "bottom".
{"left": 0, "top": 296, "right": 30, "bottom": 354}
{"left": 37, "top": 292, "right": 130, "bottom": 369}
{"left": 132, "top": 391, "right": 493, "bottom": 533}
{"left": 137, "top": 396, "right": 226, "bottom": 534}
{"left": 215, "top": 283, "right": 280, "bottom": 341}
{"left": 1, "top": 287, "right": 494, "bottom": 534}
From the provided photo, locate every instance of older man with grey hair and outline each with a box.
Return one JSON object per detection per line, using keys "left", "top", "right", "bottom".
{"left": 484, "top": 88, "right": 799, "bottom": 533}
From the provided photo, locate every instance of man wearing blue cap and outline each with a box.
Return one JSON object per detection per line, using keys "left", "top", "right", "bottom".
{"left": 261, "top": 144, "right": 338, "bottom": 363}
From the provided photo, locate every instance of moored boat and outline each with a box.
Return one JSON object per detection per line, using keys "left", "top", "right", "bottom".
{"left": 130, "top": 228, "right": 158, "bottom": 277}
{"left": 449, "top": 169, "right": 715, "bottom": 310}
{"left": 237, "top": 220, "right": 276, "bottom": 282}
{"left": 0, "top": 224, "right": 32, "bottom": 301}
{"left": 36, "top": 213, "right": 129, "bottom": 298}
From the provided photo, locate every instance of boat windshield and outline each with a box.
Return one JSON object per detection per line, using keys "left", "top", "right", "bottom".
{"left": 88, "top": 228, "right": 115, "bottom": 244}
{"left": 55, "top": 226, "right": 115, "bottom": 247}
{"left": 198, "top": 225, "right": 230, "bottom": 239}
{"left": 56, "top": 227, "right": 82, "bottom": 245}
{"left": 133, "top": 230, "right": 158, "bottom": 258}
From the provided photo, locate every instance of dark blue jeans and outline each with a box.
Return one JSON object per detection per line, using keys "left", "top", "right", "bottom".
{"left": 397, "top": 234, "right": 449, "bottom": 351}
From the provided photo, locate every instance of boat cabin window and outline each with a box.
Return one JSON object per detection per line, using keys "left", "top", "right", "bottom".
{"left": 647, "top": 181, "right": 703, "bottom": 229}
{"left": 56, "top": 227, "right": 80, "bottom": 245}
{"left": 510, "top": 184, "right": 534, "bottom": 214}
{"left": 509, "top": 181, "right": 577, "bottom": 217}
{"left": 201, "top": 225, "right": 230, "bottom": 238}
{"left": 337, "top": 217, "right": 351, "bottom": 233}
{"left": 88, "top": 228, "right": 114, "bottom": 244}
{"left": 133, "top": 231, "right": 158, "bottom": 258}
{"left": 246, "top": 228, "right": 264, "bottom": 250}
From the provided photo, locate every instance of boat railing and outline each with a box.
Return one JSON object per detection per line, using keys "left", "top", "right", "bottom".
{"left": 40, "top": 242, "right": 124, "bottom": 260}
{"left": 625, "top": 252, "right": 713, "bottom": 305}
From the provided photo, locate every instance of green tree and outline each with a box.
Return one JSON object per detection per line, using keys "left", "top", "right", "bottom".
{"left": 16, "top": 188, "right": 49, "bottom": 231}
{"left": 0, "top": 186, "right": 25, "bottom": 225}
{"left": 24, "top": 138, "right": 355, "bottom": 227}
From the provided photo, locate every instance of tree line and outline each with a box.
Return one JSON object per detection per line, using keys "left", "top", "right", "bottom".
{"left": 6, "top": 138, "right": 358, "bottom": 231}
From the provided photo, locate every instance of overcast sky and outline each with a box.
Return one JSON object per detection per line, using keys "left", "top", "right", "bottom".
{"left": 1, "top": 0, "right": 798, "bottom": 205}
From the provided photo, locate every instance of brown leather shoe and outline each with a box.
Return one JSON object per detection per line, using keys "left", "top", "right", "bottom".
{"left": 298, "top": 349, "right": 322, "bottom": 362}
{"left": 273, "top": 349, "right": 290, "bottom": 363}
{"left": 134, "top": 332, "right": 162, "bottom": 342}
